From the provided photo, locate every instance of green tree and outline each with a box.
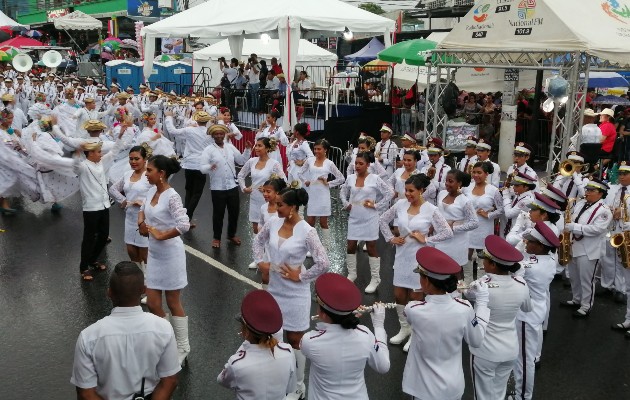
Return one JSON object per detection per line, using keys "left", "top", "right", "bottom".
{"left": 358, "top": 2, "right": 386, "bottom": 15}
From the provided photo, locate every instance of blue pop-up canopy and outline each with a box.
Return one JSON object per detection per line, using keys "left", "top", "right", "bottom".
{"left": 344, "top": 37, "right": 384, "bottom": 63}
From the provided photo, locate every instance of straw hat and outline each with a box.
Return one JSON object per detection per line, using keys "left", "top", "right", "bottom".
{"left": 193, "top": 111, "right": 211, "bottom": 123}
{"left": 83, "top": 120, "right": 107, "bottom": 131}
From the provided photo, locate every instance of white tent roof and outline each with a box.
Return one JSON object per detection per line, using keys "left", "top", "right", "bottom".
{"left": 141, "top": 0, "right": 394, "bottom": 38}
{"left": 193, "top": 39, "right": 337, "bottom": 63}
{"left": 53, "top": 11, "right": 103, "bottom": 31}
{"left": 438, "top": 0, "right": 630, "bottom": 67}
{"left": 0, "top": 11, "right": 27, "bottom": 28}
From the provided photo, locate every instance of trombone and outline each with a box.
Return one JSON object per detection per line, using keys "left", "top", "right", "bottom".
{"left": 558, "top": 159, "right": 589, "bottom": 177}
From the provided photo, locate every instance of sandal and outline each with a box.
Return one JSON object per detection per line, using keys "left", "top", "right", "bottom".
{"left": 228, "top": 236, "right": 241, "bottom": 246}
{"left": 92, "top": 262, "right": 108, "bottom": 271}
{"left": 81, "top": 270, "right": 94, "bottom": 281}
{"left": 212, "top": 240, "right": 221, "bottom": 248}
{"left": 611, "top": 322, "right": 630, "bottom": 330}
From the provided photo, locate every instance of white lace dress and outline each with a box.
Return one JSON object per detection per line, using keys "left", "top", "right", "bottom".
{"left": 380, "top": 200, "right": 453, "bottom": 289}
{"left": 110, "top": 171, "right": 153, "bottom": 247}
{"left": 136, "top": 126, "right": 176, "bottom": 157}
{"left": 300, "top": 158, "right": 345, "bottom": 217}
{"left": 237, "top": 157, "right": 286, "bottom": 223}
{"left": 253, "top": 218, "right": 330, "bottom": 331}
{"left": 0, "top": 128, "right": 39, "bottom": 201}
{"left": 340, "top": 173, "right": 394, "bottom": 241}
{"left": 463, "top": 184, "right": 504, "bottom": 249}
{"left": 434, "top": 191, "right": 480, "bottom": 266}
{"left": 142, "top": 187, "right": 190, "bottom": 290}
{"left": 256, "top": 125, "right": 289, "bottom": 165}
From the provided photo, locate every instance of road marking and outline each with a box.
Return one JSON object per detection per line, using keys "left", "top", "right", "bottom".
{"left": 184, "top": 245, "right": 261, "bottom": 289}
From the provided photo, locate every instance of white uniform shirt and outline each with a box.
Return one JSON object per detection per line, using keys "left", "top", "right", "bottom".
{"left": 568, "top": 198, "right": 612, "bottom": 260}
{"left": 70, "top": 306, "right": 181, "bottom": 400}
{"left": 467, "top": 274, "right": 532, "bottom": 362}
{"left": 552, "top": 173, "right": 586, "bottom": 199}
{"left": 375, "top": 139, "right": 398, "bottom": 174}
{"left": 72, "top": 140, "right": 123, "bottom": 211}
{"left": 458, "top": 154, "right": 478, "bottom": 172}
{"left": 301, "top": 322, "right": 390, "bottom": 400}
{"left": 580, "top": 123, "right": 603, "bottom": 144}
{"left": 164, "top": 116, "right": 212, "bottom": 170}
{"left": 420, "top": 157, "right": 450, "bottom": 202}
{"left": 605, "top": 184, "right": 630, "bottom": 234}
{"left": 217, "top": 340, "right": 296, "bottom": 400}
{"left": 199, "top": 143, "right": 251, "bottom": 190}
{"left": 506, "top": 163, "right": 539, "bottom": 192}
{"left": 516, "top": 254, "right": 556, "bottom": 325}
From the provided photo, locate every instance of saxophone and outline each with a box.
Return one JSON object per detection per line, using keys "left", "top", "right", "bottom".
{"left": 610, "top": 195, "right": 630, "bottom": 269}
{"left": 558, "top": 198, "right": 576, "bottom": 266}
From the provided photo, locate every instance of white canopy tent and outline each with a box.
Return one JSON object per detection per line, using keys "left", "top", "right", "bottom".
{"left": 53, "top": 11, "right": 103, "bottom": 30}
{"left": 0, "top": 11, "right": 28, "bottom": 28}
{"left": 141, "top": 0, "right": 394, "bottom": 129}
{"left": 193, "top": 38, "right": 338, "bottom": 88}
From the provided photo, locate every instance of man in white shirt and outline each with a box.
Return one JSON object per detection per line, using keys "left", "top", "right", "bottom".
{"left": 71, "top": 261, "right": 180, "bottom": 399}
{"left": 199, "top": 124, "right": 251, "bottom": 247}
{"left": 375, "top": 123, "right": 398, "bottom": 175}
{"left": 458, "top": 136, "right": 479, "bottom": 173}
{"left": 580, "top": 108, "right": 603, "bottom": 144}
{"left": 245, "top": 53, "right": 261, "bottom": 111}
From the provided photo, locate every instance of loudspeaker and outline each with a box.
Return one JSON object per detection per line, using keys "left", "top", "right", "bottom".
{"left": 78, "top": 62, "right": 102, "bottom": 78}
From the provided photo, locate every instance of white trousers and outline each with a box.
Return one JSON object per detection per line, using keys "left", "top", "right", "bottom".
{"left": 471, "top": 354, "right": 514, "bottom": 400}
{"left": 514, "top": 320, "right": 540, "bottom": 400}
{"left": 600, "top": 242, "right": 626, "bottom": 291}
{"left": 567, "top": 255, "right": 598, "bottom": 312}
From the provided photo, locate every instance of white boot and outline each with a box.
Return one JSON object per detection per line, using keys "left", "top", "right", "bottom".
{"left": 321, "top": 228, "right": 331, "bottom": 246}
{"left": 390, "top": 304, "right": 411, "bottom": 344}
{"left": 346, "top": 253, "right": 357, "bottom": 282}
{"left": 365, "top": 257, "right": 381, "bottom": 294}
{"left": 248, "top": 261, "right": 257, "bottom": 269}
{"left": 171, "top": 316, "right": 190, "bottom": 366}
{"left": 286, "top": 349, "right": 306, "bottom": 399}
{"left": 403, "top": 333, "right": 413, "bottom": 352}
{"left": 306, "top": 251, "right": 312, "bottom": 258}
{"left": 136, "top": 262, "right": 148, "bottom": 304}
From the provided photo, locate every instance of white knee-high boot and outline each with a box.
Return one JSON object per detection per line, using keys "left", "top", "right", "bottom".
{"left": 365, "top": 256, "right": 381, "bottom": 294}
{"left": 286, "top": 349, "right": 306, "bottom": 399}
{"left": 249, "top": 234, "right": 258, "bottom": 269}
{"left": 390, "top": 304, "right": 411, "bottom": 344}
{"left": 171, "top": 316, "right": 190, "bottom": 366}
{"left": 346, "top": 253, "right": 357, "bottom": 282}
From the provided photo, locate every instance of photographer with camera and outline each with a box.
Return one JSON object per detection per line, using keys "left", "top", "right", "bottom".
{"left": 219, "top": 57, "right": 239, "bottom": 108}
{"left": 245, "top": 53, "right": 261, "bottom": 111}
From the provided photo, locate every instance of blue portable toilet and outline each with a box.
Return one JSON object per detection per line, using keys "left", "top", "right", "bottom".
{"left": 147, "top": 62, "right": 169, "bottom": 92}
{"left": 164, "top": 61, "right": 193, "bottom": 95}
{"left": 105, "top": 61, "right": 142, "bottom": 92}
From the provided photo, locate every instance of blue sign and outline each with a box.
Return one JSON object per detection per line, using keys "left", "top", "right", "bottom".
{"left": 127, "top": 0, "right": 160, "bottom": 18}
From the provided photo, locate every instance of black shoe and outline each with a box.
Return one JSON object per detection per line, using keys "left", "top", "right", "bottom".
{"left": 614, "top": 291, "right": 627, "bottom": 304}
{"left": 560, "top": 300, "right": 580, "bottom": 308}
{"left": 535, "top": 360, "right": 542, "bottom": 370}
{"left": 573, "top": 309, "right": 590, "bottom": 318}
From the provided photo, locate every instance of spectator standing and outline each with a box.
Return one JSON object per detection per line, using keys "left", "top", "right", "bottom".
{"left": 245, "top": 54, "right": 261, "bottom": 111}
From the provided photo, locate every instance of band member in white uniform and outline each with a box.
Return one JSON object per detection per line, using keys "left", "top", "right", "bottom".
{"left": 218, "top": 290, "right": 297, "bottom": 399}
{"left": 506, "top": 142, "right": 539, "bottom": 192}
{"left": 285, "top": 123, "right": 314, "bottom": 187}
{"left": 435, "top": 170, "right": 479, "bottom": 268}
{"left": 458, "top": 136, "right": 479, "bottom": 173}
{"left": 253, "top": 188, "right": 330, "bottom": 400}
{"left": 379, "top": 174, "right": 453, "bottom": 351}
{"left": 346, "top": 136, "right": 388, "bottom": 180}
{"left": 513, "top": 222, "right": 560, "bottom": 400}
{"left": 552, "top": 151, "right": 587, "bottom": 199}
{"left": 610, "top": 168, "right": 630, "bottom": 337}
{"left": 404, "top": 247, "right": 491, "bottom": 400}
{"left": 502, "top": 172, "right": 536, "bottom": 238}
{"left": 601, "top": 162, "right": 630, "bottom": 302}
{"left": 475, "top": 139, "right": 501, "bottom": 187}
{"left": 374, "top": 123, "right": 398, "bottom": 175}
{"left": 508, "top": 192, "right": 561, "bottom": 255}
{"left": 301, "top": 273, "right": 390, "bottom": 400}
{"left": 396, "top": 133, "right": 418, "bottom": 169}
{"left": 464, "top": 161, "right": 504, "bottom": 278}
{"left": 560, "top": 179, "right": 612, "bottom": 317}
{"left": 420, "top": 140, "right": 450, "bottom": 205}
{"left": 256, "top": 110, "right": 289, "bottom": 166}
{"left": 340, "top": 152, "right": 394, "bottom": 294}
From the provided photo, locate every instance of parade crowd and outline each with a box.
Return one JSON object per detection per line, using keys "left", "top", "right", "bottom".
{"left": 3, "top": 61, "right": 630, "bottom": 400}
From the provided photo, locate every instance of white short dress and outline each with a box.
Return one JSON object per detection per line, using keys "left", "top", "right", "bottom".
{"left": 463, "top": 184, "right": 504, "bottom": 249}
{"left": 110, "top": 170, "right": 153, "bottom": 247}
{"left": 253, "top": 218, "right": 330, "bottom": 331}
{"left": 256, "top": 125, "right": 289, "bottom": 165}
{"left": 237, "top": 157, "right": 286, "bottom": 223}
{"left": 142, "top": 187, "right": 190, "bottom": 290}
{"left": 380, "top": 199, "right": 453, "bottom": 289}
{"left": 340, "top": 173, "right": 394, "bottom": 241}
{"left": 301, "top": 158, "right": 345, "bottom": 217}
{"left": 434, "top": 191, "right": 480, "bottom": 266}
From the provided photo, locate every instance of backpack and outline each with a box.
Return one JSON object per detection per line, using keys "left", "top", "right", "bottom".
{"left": 440, "top": 82, "right": 459, "bottom": 118}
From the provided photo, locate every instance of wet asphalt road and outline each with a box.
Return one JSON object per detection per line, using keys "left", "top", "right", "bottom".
{"left": 1, "top": 174, "right": 630, "bottom": 400}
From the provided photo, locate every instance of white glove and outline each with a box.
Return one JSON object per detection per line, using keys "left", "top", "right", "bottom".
{"left": 370, "top": 303, "right": 386, "bottom": 328}
{"left": 469, "top": 280, "right": 489, "bottom": 308}
{"left": 565, "top": 223, "right": 576, "bottom": 232}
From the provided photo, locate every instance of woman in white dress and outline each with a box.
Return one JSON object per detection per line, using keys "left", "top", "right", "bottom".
{"left": 136, "top": 112, "right": 176, "bottom": 157}
{"left": 255, "top": 177, "right": 287, "bottom": 284}
{"left": 253, "top": 187, "right": 330, "bottom": 399}
{"left": 285, "top": 123, "right": 314, "bottom": 188}
{"left": 346, "top": 136, "right": 388, "bottom": 180}
{"left": 463, "top": 161, "right": 504, "bottom": 278}
{"left": 379, "top": 174, "right": 453, "bottom": 351}
{"left": 387, "top": 149, "right": 421, "bottom": 201}
{"left": 109, "top": 145, "right": 153, "bottom": 265}
{"left": 435, "top": 170, "right": 480, "bottom": 269}
{"left": 138, "top": 155, "right": 191, "bottom": 366}
{"left": 301, "top": 138, "right": 345, "bottom": 244}
{"left": 256, "top": 110, "right": 288, "bottom": 165}
{"left": 217, "top": 106, "right": 243, "bottom": 144}
{"left": 340, "top": 152, "right": 394, "bottom": 294}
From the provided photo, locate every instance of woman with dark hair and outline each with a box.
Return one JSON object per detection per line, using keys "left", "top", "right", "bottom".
{"left": 387, "top": 149, "right": 421, "bottom": 200}
{"left": 403, "top": 247, "right": 490, "bottom": 400}
{"left": 138, "top": 155, "right": 191, "bottom": 366}
{"left": 379, "top": 174, "right": 452, "bottom": 351}
{"left": 256, "top": 109, "right": 289, "bottom": 165}
{"left": 346, "top": 136, "right": 388, "bottom": 180}
{"left": 465, "top": 235, "right": 532, "bottom": 400}
{"left": 253, "top": 187, "right": 330, "bottom": 400}
{"left": 463, "top": 161, "right": 504, "bottom": 277}
{"left": 301, "top": 273, "right": 390, "bottom": 399}
{"left": 341, "top": 152, "right": 394, "bottom": 294}
{"left": 286, "top": 122, "right": 314, "bottom": 188}
{"left": 300, "top": 138, "right": 345, "bottom": 243}
{"left": 255, "top": 176, "right": 287, "bottom": 282}
{"left": 502, "top": 171, "right": 536, "bottom": 238}
{"left": 434, "top": 170, "right": 479, "bottom": 269}
{"left": 109, "top": 145, "right": 153, "bottom": 266}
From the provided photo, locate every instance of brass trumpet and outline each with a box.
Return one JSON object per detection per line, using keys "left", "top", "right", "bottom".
{"left": 559, "top": 160, "right": 589, "bottom": 177}
{"left": 500, "top": 164, "right": 517, "bottom": 192}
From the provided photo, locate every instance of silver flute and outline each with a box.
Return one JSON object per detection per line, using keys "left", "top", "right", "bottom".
{"left": 311, "top": 302, "right": 398, "bottom": 321}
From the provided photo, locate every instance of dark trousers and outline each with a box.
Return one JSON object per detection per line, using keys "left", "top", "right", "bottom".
{"left": 211, "top": 187, "right": 240, "bottom": 240}
{"left": 80, "top": 208, "right": 110, "bottom": 272}
{"left": 184, "top": 169, "right": 206, "bottom": 220}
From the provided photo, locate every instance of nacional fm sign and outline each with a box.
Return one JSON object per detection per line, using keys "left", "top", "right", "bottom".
{"left": 127, "top": 0, "right": 161, "bottom": 18}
